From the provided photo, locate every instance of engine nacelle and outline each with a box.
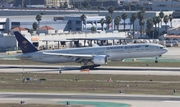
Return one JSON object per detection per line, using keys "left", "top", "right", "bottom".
{"left": 111, "top": 59, "right": 125, "bottom": 62}
{"left": 92, "top": 55, "right": 108, "bottom": 65}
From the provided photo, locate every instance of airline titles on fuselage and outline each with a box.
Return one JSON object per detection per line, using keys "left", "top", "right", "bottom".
{"left": 107, "top": 45, "right": 142, "bottom": 50}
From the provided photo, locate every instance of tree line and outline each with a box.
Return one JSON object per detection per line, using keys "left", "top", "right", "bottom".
{"left": 81, "top": 6, "right": 173, "bottom": 39}
{"left": 32, "top": 8, "right": 173, "bottom": 39}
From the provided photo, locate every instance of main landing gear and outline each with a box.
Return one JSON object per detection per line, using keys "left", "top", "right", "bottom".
{"left": 81, "top": 65, "right": 100, "bottom": 69}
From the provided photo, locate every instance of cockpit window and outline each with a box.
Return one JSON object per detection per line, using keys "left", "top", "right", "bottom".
{"left": 160, "top": 47, "right": 163, "bottom": 49}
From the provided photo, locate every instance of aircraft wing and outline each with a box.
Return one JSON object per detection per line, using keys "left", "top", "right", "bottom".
{"left": 42, "top": 52, "right": 93, "bottom": 59}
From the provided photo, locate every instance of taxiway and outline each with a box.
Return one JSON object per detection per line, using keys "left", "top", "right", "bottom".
{"left": 0, "top": 92, "right": 180, "bottom": 107}
{"left": 0, "top": 65, "right": 180, "bottom": 76}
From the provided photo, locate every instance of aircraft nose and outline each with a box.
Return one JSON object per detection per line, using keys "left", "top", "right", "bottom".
{"left": 164, "top": 48, "right": 168, "bottom": 53}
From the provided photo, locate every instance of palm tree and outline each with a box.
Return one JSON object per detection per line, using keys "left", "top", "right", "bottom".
{"left": 169, "top": 14, "right": 173, "bottom": 28}
{"left": 153, "top": 16, "right": 157, "bottom": 30}
{"left": 80, "top": 14, "right": 87, "bottom": 31}
{"left": 140, "top": 7, "right": 146, "bottom": 13}
{"left": 32, "top": 22, "right": 38, "bottom": 31}
{"left": 138, "top": 11, "right": 144, "bottom": 38}
{"left": 100, "top": 18, "right": 105, "bottom": 31}
{"left": 130, "top": 13, "right": 137, "bottom": 37}
{"left": 64, "top": 1, "right": 68, "bottom": 8}
{"left": 98, "top": 5, "right": 101, "bottom": 10}
{"left": 122, "top": 13, "right": 127, "bottom": 31}
{"left": 163, "top": 15, "right": 169, "bottom": 33}
{"left": 91, "top": 26, "right": 96, "bottom": 33}
{"left": 159, "top": 11, "right": 164, "bottom": 26}
{"left": 105, "top": 16, "right": 112, "bottom": 30}
{"left": 80, "top": 14, "right": 87, "bottom": 24}
{"left": 82, "top": 1, "right": 92, "bottom": 9}
{"left": 139, "top": 20, "right": 145, "bottom": 39}
{"left": 138, "top": 11, "right": 144, "bottom": 21}
{"left": 108, "top": 6, "right": 114, "bottom": 17}
{"left": 156, "top": 16, "right": 161, "bottom": 37}
{"left": 126, "top": 2, "right": 132, "bottom": 10}
{"left": 36, "top": 14, "right": 42, "bottom": 28}
{"left": 146, "top": 18, "right": 153, "bottom": 38}
{"left": 60, "top": 3, "right": 63, "bottom": 8}
{"left": 114, "top": 16, "right": 121, "bottom": 30}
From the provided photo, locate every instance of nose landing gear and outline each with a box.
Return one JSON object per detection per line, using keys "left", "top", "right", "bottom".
{"left": 155, "top": 59, "right": 158, "bottom": 63}
{"left": 155, "top": 55, "right": 161, "bottom": 63}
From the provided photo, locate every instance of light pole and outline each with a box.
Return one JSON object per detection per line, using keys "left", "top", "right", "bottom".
{"left": 29, "top": 0, "right": 31, "bottom": 5}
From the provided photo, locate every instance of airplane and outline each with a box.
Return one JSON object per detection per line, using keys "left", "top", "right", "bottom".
{"left": 14, "top": 31, "right": 168, "bottom": 69}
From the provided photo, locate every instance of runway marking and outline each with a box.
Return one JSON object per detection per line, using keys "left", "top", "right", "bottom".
{"left": 162, "top": 101, "right": 180, "bottom": 103}
{"left": 57, "top": 101, "right": 130, "bottom": 107}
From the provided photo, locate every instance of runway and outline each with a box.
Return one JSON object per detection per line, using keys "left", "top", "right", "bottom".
{"left": 2, "top": 93, "right": 180, "bottom": 101}
{"left": 0, "top": 65, "right": 180, "bottom": 75}
{"left": 0, "top": 65, "right": 180, "bottom": 106}
{"left": 1, "top": 92, "right": 180, "bottom": 107}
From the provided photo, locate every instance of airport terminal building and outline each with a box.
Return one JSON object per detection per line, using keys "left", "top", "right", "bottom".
{"left": 0, "top": 10, "right": 173, "bottom": 33}
{"left": 0, "top": 9, "right": 177, "bottom": 52}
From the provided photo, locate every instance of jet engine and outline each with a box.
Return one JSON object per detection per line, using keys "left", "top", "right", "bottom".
{"left": 92, "top": 55, "right": 108, "bottom": 65}
{"left": 111, "top": 59, "right": 125, "bottom": 62}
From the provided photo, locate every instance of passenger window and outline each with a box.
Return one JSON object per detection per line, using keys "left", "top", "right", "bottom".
{"left": 145, "top": 45, "right": 149, "bottom": 47}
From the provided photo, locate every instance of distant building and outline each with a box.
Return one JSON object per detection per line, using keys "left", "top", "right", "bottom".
{"left": 9, "top": 15, "right": 69, "bottom": 32}
{"left": 64, "top": 15, "right": 107, "bottom": 32}
{"left": 38, "top": 25, "right": 55, "bottom": 34}
{"left": 120, "top": 0, "right": 152, "bottom": 10}
{"left": 63, "top": 15, "right": 135, "bottom": 32}
{"left": 10, "top": 26, "right": 28, "bottom": 34}
{"left": 16, "top": 0, "right": 70, "bottom": 7}
{"left": 45, "top": 0, "right": 70, "bottom": 7}
{"left": 152, "top": 0, "right": 180, "bottom": 11}
{"left": 14, "top": 0, "right": 45, "bottom": 7}
{"left": 0, "top": 18, "right": 11, "bottom": 33}
{"left": 89, "top": 1, "right": 120, "bottom": 7}
{"left": 0, "top": 10, "right": 174, "bottom": 34}
{"left": 26, "top": 5, "right": 46, "bottom": 8}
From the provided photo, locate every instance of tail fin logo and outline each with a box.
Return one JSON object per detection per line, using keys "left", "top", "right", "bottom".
{"left": 21, "top": 40, "right": 28, "bottom": 50}
{"left": 14, "top": 31, "right": 38, "bottom": 53}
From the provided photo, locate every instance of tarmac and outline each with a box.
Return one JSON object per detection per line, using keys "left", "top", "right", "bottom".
{"left": 1, "top": 92, "right": 180, "bottom": 107}
{"left": 0, "top": 47, "right": 180, "bottom": 107}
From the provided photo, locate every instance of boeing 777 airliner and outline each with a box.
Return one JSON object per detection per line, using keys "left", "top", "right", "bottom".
{"left": 14, "top": 31, "right": 168, "bottom": 69}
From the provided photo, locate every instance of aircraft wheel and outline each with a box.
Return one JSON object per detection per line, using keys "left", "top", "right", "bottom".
{"left": 81, "top": 66, "right": 89, "bottom": 69}
{"left": 81, "top": 66, "right": 85, "bottom": 69}
{"left": 90, "top": 66, "right": 95, "bottom": 69}
{"left": 155, "top": 60, "right": 158, "bottom": 63}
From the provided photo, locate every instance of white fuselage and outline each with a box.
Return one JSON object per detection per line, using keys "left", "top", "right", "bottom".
{"left": 16, "top": 43, "right": 168, "bottom": 63}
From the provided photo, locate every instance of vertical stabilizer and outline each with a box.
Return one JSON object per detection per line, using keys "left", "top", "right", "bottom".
{"left": 14, "top": 31, "right": 38, "bottom": 53}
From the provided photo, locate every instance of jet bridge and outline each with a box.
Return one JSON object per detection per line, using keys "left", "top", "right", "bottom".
{"left": 67, "top": 37, "right": 133, "bottom": 47}
{"left": 40, "top": 40, "right": 74, "bottom": 50}
{"left": 39, "top": 37, "right": 133, "bottom": 50}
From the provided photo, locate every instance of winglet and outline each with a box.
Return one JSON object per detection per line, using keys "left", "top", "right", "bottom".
{"left": 14, "top": 31, "right": 38, "bottom": 53}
